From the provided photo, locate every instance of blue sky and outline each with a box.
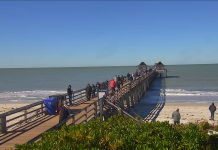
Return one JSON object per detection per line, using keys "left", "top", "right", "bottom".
{"left": 0, "top": 1, "right": 217, "bottom": 68}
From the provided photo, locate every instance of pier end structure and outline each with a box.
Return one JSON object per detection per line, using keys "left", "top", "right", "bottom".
{"left": 153, "top": 61, "right": 167, "bottom": 78}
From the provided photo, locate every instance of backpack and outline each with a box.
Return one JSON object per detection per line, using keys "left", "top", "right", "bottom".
{"left": 92, "top": 86, "right": 96, "bottom": 91}
{"left": 59, "top": 108, "right": 62, "bottom": 114}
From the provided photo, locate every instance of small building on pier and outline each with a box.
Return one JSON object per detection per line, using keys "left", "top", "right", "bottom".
{"left": 137, "top": 62, "right": 148, "bottom": 71}
{"left": 154, "top": 61, "right": 167, "bottom": 78}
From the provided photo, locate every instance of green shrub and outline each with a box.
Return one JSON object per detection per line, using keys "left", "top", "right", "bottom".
{"left": 15, "top": 114, "right": 217, "bottom": 150}
{"left": 198, "top": 121, "right": 210, "bottom": 130}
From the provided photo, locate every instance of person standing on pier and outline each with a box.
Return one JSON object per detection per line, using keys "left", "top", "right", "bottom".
{"left": 86, "top": 84, "right": 92, "bottom": 101}
{"left": 110, "top": 92, "right": 115, "bottom": 104}
{"left": 105, "top": 79, "right": 109, "bottom": 89}
{"left": 117, "top": 75, "right": 121, "bottom": 83}
{"left": 96, "top": 82, "right": 101, "bottom": 92}
{"left": 59, "top": 101, "right": 70, "bottom": 124}
{"left": 114, "top": 75, "right": 117, "bottom": 82}
{"left": 91, "top": 84, "right": 96, "bottom": 98}
{"left": 209, "top": 103, "right": 216, "bottom": 120}
{"left": 115, "top": 80, "right": 120, "bottom": 91}
{"left": 172, "top": 108, "right": 181, "bottom": 124}
{"left": 121, "top": 75, "right": 124, "bottom": 86}
{"left": 110, "top": 79, "right": 115, "bottom": 93}
{"left": 67, "top": 85, "right": 73, "bottom": 106}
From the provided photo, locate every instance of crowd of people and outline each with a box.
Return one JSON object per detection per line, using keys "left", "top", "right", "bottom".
{"left": 85, "top": 70, "right": 145, "bottom": 101}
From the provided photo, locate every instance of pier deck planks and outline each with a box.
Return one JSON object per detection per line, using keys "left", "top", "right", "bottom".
{"left": 0, "top": 98, "right": 99, "bottom": 150}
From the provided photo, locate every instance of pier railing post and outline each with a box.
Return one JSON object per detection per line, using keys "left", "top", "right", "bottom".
{"left": 94, "top": 101, "right": 98, "bottom": 118}
{"left": 41, "top": 103, "right": 44, "bottom": 115}
{"left": 24, "top": 110, "right": 27, "bottom": 123}
{"left": 0, "top": 116, "right": 7, "bottom": 134}
{"left": 73, "top": 93, "right": 75, "bottom": 103}
{"left": 84, "top": 108, "right": 87, "bottom": 123}
{"left": 72, "top": 114, "right": 75, "bottom": 124}
{"left": 100, "top": 98, "right": 103, "bottom": 117}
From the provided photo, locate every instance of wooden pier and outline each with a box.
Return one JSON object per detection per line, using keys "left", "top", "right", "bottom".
{"left": 0, "top": 70, "right": 158, "bottom": 150}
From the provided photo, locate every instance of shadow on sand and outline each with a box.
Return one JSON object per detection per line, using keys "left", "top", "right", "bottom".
{"left": 131, "top": 77, "right": 167, "bottom": 122}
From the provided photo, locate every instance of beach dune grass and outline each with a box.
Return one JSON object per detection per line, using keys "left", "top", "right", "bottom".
{"left": 15, "top": 114, "right": 218, "bottom": 150}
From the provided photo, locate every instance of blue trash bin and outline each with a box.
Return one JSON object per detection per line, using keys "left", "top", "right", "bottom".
{"left": 43, "top": 98, "right": 57, "bottom": 115}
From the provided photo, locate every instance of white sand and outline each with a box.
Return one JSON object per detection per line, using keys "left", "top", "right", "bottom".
{"left": 155, "top": 103, "right": 218, "bottom": 125}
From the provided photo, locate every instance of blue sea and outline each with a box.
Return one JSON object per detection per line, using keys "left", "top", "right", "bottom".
{"left": 0, "top": 64, "right": 218, "bottom": 103}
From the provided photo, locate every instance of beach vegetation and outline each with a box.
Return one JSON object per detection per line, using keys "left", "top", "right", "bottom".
{"left": 15, "top": 114, "right": 218, "bottom": 150}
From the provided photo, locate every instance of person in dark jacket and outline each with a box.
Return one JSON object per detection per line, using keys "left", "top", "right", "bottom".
{"left": 59, "top": 101, "right": 70, "bottom": 124}
{"left": 105, "top": 79, "right": 109, "bottom": 89}
{"left": 209, "top": 103, "right": 217, "bottom": 120}
{"left": 121, "top": 75, "right": 124, "bottom": 86}
{"left": 96, "top": 82, "right": 101, "bottom": 92}
{"left": 117, "top": 75, "right": 121, "bottom": 82}
{"left": 91, "top": 84, "right": 96, "bottom": 98}
{"left": 86, "top": 84, "right": 92, "bottom": 101}
{"left": 67, "top": 85, "right": 73, "bottom": 105}
{"left": 115, "top": 80, "right": 120, "bottom": 91}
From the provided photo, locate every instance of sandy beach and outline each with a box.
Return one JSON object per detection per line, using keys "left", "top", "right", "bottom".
{"left": 0, "top": 102, "right": 32, "bottom": 114}
{"left": 155, "top": 103, "right": 218, "bottom": 125}
{"left": 131, "top": 100, "right": 218, "bottom": 126}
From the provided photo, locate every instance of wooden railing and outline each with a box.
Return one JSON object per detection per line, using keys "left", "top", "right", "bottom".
{"left": 0, "top": 88, "right": 89, "bottom": 134}
{"left": 28, "top": 98, "right": 102, "bottom": 143}
{"left": 0, "top": 101, "right": 46, "bottom": 134}
{"left": 103, "top": 99, "right": 142, "bottom": 123}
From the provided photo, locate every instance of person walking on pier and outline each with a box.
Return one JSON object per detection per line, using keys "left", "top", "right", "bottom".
{"left": 172, "top": 108, "right": 181, "bottom": 124}
{"left": 209, "top": 103, "right": 216, "bottom": 120}
{"left": 86, "top": 84, "right": 92, "bottom": 101}
{"left": 67, "top": 85, "right": 73, "bottom": 106}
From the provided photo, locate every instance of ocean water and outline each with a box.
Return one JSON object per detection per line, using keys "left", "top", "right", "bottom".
{"left": 0, "top": 64, "right": 218, "bottom": 103}
{"left": 144, "top": 64, "right": 218, "bottom": 104}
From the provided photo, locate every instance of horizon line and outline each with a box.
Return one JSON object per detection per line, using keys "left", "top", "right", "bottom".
{"left": 0, "top": 63, "right": 218, "bottom": 69}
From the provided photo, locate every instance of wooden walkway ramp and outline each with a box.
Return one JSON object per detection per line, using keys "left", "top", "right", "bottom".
{"left": 0, "top": 98, "right": 99, "bottom": 150}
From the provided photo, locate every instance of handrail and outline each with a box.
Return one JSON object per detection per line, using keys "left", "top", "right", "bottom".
{"left": 0, "top": 87, "right": 89, "bottom": 134}
{"left": 104, "top": 99, "right": 137, "bottom": 120}
{"left": 0, "top": 101, "right": 44, "bottom": 118}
